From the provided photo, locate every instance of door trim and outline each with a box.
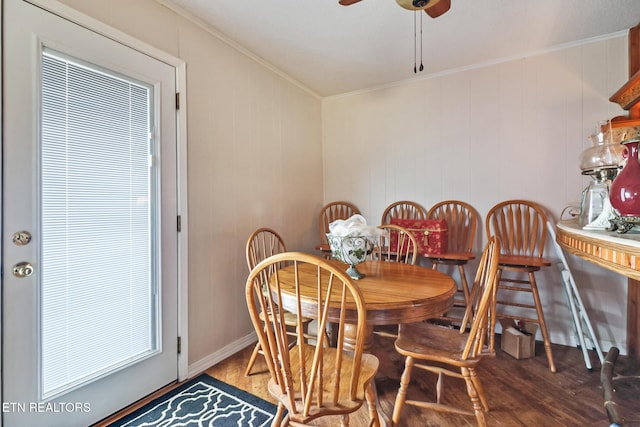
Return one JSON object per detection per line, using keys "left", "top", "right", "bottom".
{"left": 2, "top": 0, "right": 189, "bottom": 383}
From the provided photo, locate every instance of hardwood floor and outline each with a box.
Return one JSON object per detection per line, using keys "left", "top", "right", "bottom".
{"left": 95, "top": 326, "right": 638, "bottom": 427}
{"left": 205, "top": 327, "right": 639, "bottom": 426}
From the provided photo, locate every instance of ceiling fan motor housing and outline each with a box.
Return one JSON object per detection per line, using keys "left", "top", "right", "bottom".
{"left": 413, "top": 0, "right": 431, "bottom": 7}
{"left": 395, "top": 0, "right": 439, "bottom": 11}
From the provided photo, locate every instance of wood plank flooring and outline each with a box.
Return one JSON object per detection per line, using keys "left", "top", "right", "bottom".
{"left": 206, "top": 327, "right": 638, "bottom": 426}
{"left": 95, "top": 326, "right": 639, "bottom": 426}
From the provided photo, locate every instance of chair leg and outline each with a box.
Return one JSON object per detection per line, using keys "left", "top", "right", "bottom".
{"left": 392, "top": 356, "right": 414, "bottom": 426}
{"left": 323, "top": 329, "right": 331, "bottom": 347}
{"left": 272, "top": 403, "right": 286, "bottom": 427}
{"left": 462, "top": 367, "right": 487, "bottom": 427}
{"left": 488, "top": 273, "right": 499, "bottom": 354}
{"left": 364, "top": 381, "right": 381, "bottom": 427}
{"left": 340, "top": 414, "right": 349, "bottom": 426}
{"left": 529, "top": 271, "right": 556, "bottom": 373}
{"left": 460, "top": 275, "right": 479, "bottom": 332}
{"left": 468, "top": 366, "right": 489, "bottom": 411}
{"left": 295, "top": 322, "right": 309, "bottom": 345}
{"left": 458, "top": 263, "right": 471, "bottom": 306}
{"left": 488, "top": 268, "right": 503, "bottom": 352}
{"left": 434, "top": 262, "right": 470, "bottom": 324}
{"left": 245, "top": 341, "right": 262, "bottom": 376}
{"left": 458, "top": 263, "right": 474, "bottom": 330}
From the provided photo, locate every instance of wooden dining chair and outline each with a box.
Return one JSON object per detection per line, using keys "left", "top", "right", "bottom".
{"left": 425, "top": 200, "right": 479, "bottom": 325}
{"left": 244, "top": 227, "right": 313, "bottom": 376}
{"left": 246, "top": 252, "right": 380, "bottom": 426}
{"left": 380, "top": 200, "right": 428, "bottom": 225}
{"left": 317, "top": 201, "right": 361, "bottom": 258}
{"left": 485, "top": 200, "right": 556, "bottom": 373}
{"left": 375, "top": 224, "right": 418, "bottom": 265}
{"left": 392, "top": 236, "right": 500, "bottom": 427}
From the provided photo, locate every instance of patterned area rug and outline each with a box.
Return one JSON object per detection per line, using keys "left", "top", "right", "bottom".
{"left": 108, "top": 373, "right": 277, "bottom": 427}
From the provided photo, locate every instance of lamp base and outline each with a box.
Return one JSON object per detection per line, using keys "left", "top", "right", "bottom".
{"left": 583, "top": 198, "right": 616, "bottom": 230}
{"left": 608, "top": 215, "right": 640, "bottom": 234}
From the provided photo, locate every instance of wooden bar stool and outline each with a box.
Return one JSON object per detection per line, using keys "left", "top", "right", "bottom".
{"left": 380, "top": 200, "right": 427, "bottom": 224}
{"left": 425, "top": 200, "right": 478, "bottom": 326}
{"left": 485, "top": 200, "right": 556, "bottom": 372}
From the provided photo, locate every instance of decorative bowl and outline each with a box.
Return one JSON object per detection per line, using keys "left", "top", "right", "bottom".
{"left": 327, "top": 234, "right": 374, "bottom": 280}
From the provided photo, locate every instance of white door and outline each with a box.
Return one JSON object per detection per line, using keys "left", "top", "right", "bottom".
{"left": 2, "top": 1, "right": 179, "bottom": 426}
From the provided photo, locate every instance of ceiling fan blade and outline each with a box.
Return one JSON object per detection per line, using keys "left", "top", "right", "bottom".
{"left": 338, "top": 0, "right": 363, "bottom": 5}
{"left": 424, "top": 0, "right": 450, "bottom": 18}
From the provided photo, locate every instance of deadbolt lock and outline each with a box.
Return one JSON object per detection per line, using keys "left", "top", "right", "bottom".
{"left": 12, "top": 231, "right": 32, "bottom": 246}
{"left": 12, "top": 262, "right": 34, "bottom": 278}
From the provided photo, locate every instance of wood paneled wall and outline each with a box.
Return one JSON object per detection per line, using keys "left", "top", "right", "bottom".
{"left": 322, "top": 35, "right": 631, "bottom": 352}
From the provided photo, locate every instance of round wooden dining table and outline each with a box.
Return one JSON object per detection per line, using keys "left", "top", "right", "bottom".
{"left": 274, "top": 259, "right": 457, "bottom": 351}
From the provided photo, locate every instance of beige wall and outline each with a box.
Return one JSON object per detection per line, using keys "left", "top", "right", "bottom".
{"left": 322, "top": 36, "right": 630, "bottom": 352}
{"left": 55, "top": 0, "right": 324, "bottom": 367}
{"left": 52, "top": 0, "right": 631, "bottom": 361}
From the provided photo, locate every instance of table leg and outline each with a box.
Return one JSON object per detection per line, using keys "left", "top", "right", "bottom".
{"left": 343, "top": 323, "right": 374, "bottom": 352}
{"left": 629, "top": 279, "right": 640, "bottom": 358}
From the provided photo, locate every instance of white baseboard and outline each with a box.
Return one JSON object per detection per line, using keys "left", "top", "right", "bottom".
{"left": 187, "top": 332, "right": 257, "bottom": 378}
{"left": 549, "top": 331, "right": 623, "bottom": 356}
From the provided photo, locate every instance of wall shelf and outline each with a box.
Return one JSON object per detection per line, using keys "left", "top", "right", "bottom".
{"left": 610, "top": 69, "right": 640, "bottom": 117}
{"left": 610, "top": 22, "right": 640, "bottom": 119}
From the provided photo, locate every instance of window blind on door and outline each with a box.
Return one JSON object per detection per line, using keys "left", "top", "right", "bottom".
{"left": 40, "top": 50, "right": 159, "bottom": 399}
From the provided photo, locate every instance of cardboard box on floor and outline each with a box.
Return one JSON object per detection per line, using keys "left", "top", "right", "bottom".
{"left": 500, "top": 319, "right": 537, "bottom": 359}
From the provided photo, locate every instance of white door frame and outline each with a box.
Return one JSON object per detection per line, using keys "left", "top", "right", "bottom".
{"left": 0, "top": 0, "right": 190, "bottom": 406}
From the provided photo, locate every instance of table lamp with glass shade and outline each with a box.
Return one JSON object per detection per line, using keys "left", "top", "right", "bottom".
{"left": 578, "top": 121, "right": 624, "bottom": 230}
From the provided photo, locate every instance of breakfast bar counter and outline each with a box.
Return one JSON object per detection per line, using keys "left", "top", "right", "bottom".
{"left": 556, "top": 219, "right": 640, "bottom": 357}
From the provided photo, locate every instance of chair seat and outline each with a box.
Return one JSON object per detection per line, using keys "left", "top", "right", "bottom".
{"left": 498, "top": 255, "right": 551, "bottom": 269}
{"left": 315, "top": 243, "right": 331, "bottom": 252}
{"left": 259, "top": 309, "right": 312, "bottom": 327}
{"left": 268, "top": 345, "right": 379, "bottom": 422}
{"left": 424, "top": 252, "right": 476, "bottom": 264}
{"left": 395, "top": 322, "right": 481, "bottom": 366}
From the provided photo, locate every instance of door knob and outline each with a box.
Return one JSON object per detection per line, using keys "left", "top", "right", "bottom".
{"left": 12, "top": 262, "right": 34, "bottom": 278}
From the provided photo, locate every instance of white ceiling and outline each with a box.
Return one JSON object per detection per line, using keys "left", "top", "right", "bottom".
{"left": 158, "top": 0, "right": 640, "bottom": 97}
